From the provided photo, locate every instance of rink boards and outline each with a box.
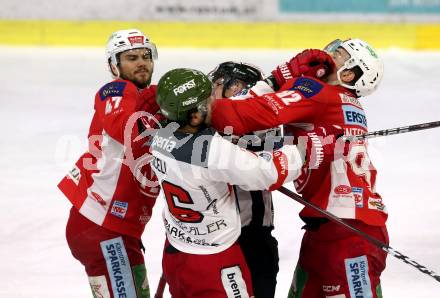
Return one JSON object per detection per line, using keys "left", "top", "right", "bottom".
{"left": 1, "top": 20, "right": 439, "bottom": 50}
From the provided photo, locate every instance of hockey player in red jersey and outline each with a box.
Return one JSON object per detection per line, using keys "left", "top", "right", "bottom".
{"left": 58, "top": 29, "right": 160, "bottom": 298}
{"left": 150, "top": 68, "right": 344, "bottom": 298}
{"left": 210, "top": 39, "right": 388, "bottom": 298}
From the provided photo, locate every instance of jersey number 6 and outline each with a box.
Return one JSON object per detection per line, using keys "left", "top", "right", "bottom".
{"left": 162, "top": 181, "right": 204, "bottom": 223}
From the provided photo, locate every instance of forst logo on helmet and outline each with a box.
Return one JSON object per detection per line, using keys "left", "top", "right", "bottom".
{"left": 182, "top": 97, "right": 198, "bottom": 106}
{"left": 173, "top": 79, "right": 196, "bottom": 96}
{"left": 127, "top": 35, "right": 144, "bottom": 46}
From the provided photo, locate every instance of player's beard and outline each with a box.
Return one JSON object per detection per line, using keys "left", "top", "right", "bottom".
{"left": 121, "top": 68, "right": 152, "bottom": 89}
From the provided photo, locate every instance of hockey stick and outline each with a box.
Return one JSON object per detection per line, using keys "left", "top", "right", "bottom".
{"left": 154, "top": 273, "right": 166, "bottom": 298}
{"left": 347, "top": 120, "right": 440, "bottom": 141}
{"left": 278, "top": 186, "right": 440, "bottom": 283}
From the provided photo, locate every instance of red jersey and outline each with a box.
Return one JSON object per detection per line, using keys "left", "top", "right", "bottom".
{"left": 58, "top": 79, "right": 160, "bottom": 239}
{"left": 211, "top": 77, "right": 387, "bottom": 227}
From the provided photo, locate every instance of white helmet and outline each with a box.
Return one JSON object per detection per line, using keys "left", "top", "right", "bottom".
{"left": 326, "top": 38, "right": 384, "bottom": 97}
{"left": 106, "top": 29, "right": 158, "bottom": 76}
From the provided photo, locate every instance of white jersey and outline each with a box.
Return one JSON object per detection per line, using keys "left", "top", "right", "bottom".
{"left": 150, "top": 125, "right": 303, "bottom": 254}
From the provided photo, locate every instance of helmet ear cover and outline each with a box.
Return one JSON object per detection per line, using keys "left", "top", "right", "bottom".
{"left": 340, "top": 65, "right": 364, "bottom": 87}
{"left": 349, "top": 66, "right": 364, "bottom": 85}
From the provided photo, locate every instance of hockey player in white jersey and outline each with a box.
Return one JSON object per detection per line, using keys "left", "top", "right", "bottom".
{"left": 209, "top": 61, "right": 281, "bottom": 298}
{"left": 150, "top": 68, "right": 343, "bottom": 298}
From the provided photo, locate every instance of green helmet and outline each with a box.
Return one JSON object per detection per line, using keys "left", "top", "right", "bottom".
{"left": 157, "top": 68, "right": 212, "bottom": 122}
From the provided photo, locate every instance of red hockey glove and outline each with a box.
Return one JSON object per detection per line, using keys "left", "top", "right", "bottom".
{"left": 288, "top": 125, "right": 349, "bottom": 170}
{"left": 271, "top": 49, "right": 336, "bottom": 88}
{"left": 135, "top": 87, "right": 163, "bottom": 143}
{"left": 139, "top": 86, "right": 160, "bottom": 115}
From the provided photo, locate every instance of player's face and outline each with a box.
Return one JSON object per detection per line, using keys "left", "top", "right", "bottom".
{"left": 331, "top": 47, "right": 351, "bottom": 70}
{"left": 189, "top": 111, "right": 205, "bottom": 127}
{"left": 325, "top": 46, "right": 352, "bottom": 84}
{"left": 212, "top": 78, "right": 246, "bottom": 99}
{"left": 324, "top": 39, "right": 351, "bottom": 71}
{"left": 118, "top": 48, "right": 154, "bottom": 88}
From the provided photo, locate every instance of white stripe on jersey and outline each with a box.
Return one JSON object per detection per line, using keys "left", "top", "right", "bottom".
{"left": 327, "top": 158, "right": 356, "bottom": 218}
{"left": 80, "top": 131, "right": 125, "bottom": 224}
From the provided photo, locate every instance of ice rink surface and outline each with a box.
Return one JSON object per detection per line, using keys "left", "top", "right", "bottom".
{"left": 1, "top": 46, "right": 440, "bottom": 297}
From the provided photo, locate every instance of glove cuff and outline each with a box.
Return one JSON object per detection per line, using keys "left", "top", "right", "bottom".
{"left": 264, "top": 75, "right": 280, "bottom": 92}
{"left": 271, "top": 62, "right": 294, "bottom": 89}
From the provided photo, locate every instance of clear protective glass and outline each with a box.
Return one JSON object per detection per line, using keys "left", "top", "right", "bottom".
{"left": 323, "top": 39, "right": 343, "bottom": 54}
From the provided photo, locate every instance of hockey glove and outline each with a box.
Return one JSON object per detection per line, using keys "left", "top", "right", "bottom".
{"left": 271, "top": 49, "right": 336, "bottom": 90}
{"left": 139, "top": 86, "right": 160, "bottom": 115}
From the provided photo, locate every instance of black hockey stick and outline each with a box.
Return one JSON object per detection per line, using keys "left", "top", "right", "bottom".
{"left": 278, "top": 186, "right": 440, "bottom": 283}
{"left": 347, "top": 120, "right": 440, "bottom": 141}
{"left": 154, "top": 273, "right": 166, "bottom": 298}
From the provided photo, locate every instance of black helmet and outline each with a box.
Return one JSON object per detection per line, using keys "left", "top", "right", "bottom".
{"left": 208, "top": 61, "right": 263, "bottom": 97}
